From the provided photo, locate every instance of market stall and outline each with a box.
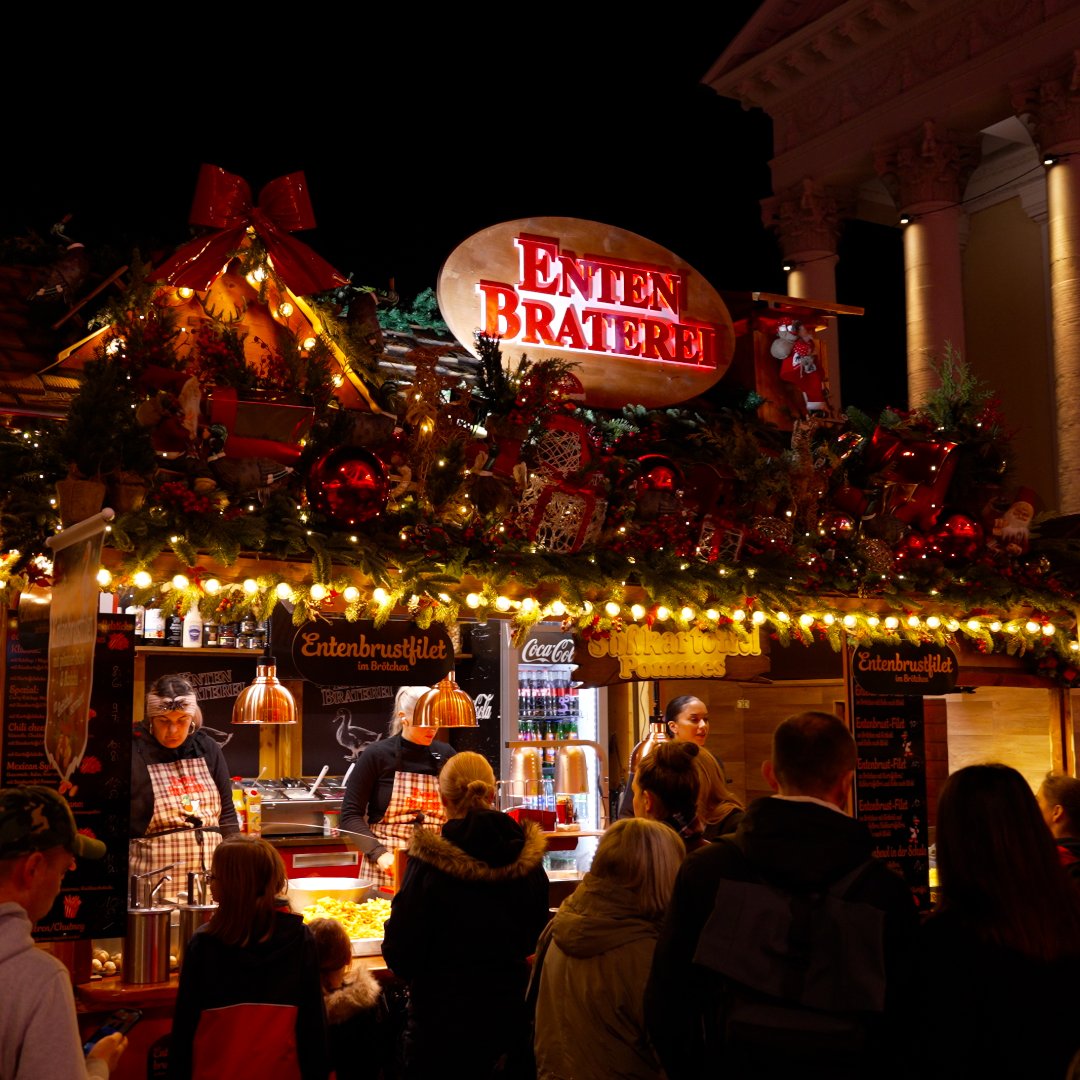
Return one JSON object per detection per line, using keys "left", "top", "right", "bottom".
{"left": 4, "top": 176, "right": 1080, "bottom": 1077}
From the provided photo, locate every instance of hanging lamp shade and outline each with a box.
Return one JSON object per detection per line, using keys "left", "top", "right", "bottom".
{"left": 555, "top": 745, "right": 589, "bottom": 795}
{"left": 629, "top": 720, "right": 669, "bottom": 772}
{"left": 412, "top": 670, "right": 478, "bottom": 727}
{"left": 232, "top": 656, "right": 298, "bottom": 725}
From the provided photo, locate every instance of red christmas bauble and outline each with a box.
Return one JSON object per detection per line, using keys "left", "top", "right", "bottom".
{"left": 819, "top": 510, "right": 856, "bottom": 539}
{"left": 636, "top": 455, "right": 682, "bottom": 493}
{"left": 307, "top": 447, "right": 389, "bottom": 529}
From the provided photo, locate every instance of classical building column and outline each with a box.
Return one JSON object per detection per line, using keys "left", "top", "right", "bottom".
{"left": 875, "top": 121, "right": 981, "bottom": 408}
{"left": 1013, "top": 55, "right": 1080, "bottom": 514}
{"left": 762, "top": 178, "right": 854, "bottom": 409}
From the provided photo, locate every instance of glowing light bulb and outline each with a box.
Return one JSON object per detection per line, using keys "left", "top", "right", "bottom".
{"left": 843, "top": 615, "right": 856, "bottom": 628}
{"left": 583, "top": 602, "right": 593, "bottom": 614}
{"left": 204, "top": 579, "right": 220, "bottom": 595}
{"left": 343, "top": 586, "right": 359, "bottom": 602}
{"left": 372, "top": 588, "right": 389, "bottom": 604}
{"left": 1072, "top": 642, "right": 1080, "bottom": 652}
{"left": 885, "top": 617, "right": 899, "bottom": 630}
{"left": 246, "top": 267, "right": 267, "bottom": 286}
{"left": 656, "top": 606, "right": 670, "bottom": 621}
{"left": 276, "top": 582, "right": 291, "bottom": 599}
{"left": 868, "top": 616, "right": 880, "bottom": 627}
{"left": 752, "top": 610, "right": 766, "bottom": 625}
{"left": 823, "top": 613, "right": 835, "bottom": 625}
{"left": 1006, "top": 624, "right": 1018, "bottom": 634}
{"left": 521, "top": 598, "right": 537, "bottom": 613}
{"left": 495, "top": 595, "right": 512, "bottom": 612}
{"left": 908, "top": 616, "right": 920, "bottom": 628}
{"left": 704, "top": 609, "right": 719, "bottom": 620}
{"left": 550, "top": 600, "right": 566, "bottom": 616}
{"left": 177, "top": 287, "right": 194, "bottom": 299}
{"left": 96, "top": 568, "right": 111, "bottom": 585}
{"left": 465, "top": 593, "right": 480, "bottom": 609}
{"left": 605, "top": 602, "right": 621, "bottom": 618}
{"left": 989, "top": 621, "right": 1001, "bottom": 632}
{"left": 1026, "top": 621, "right": 1040, "bottom": 633}
{"left": 302, "top": 337, "right": 317, "bottom": 350}
{"left": 800, "top": 614, "right": 814, "bottom": 627}
{"left": 968, "top": 620, "right": 981, "bottom": 631}
{"left": 732, "top": 609, "right": 746, "bottom": 622}
{"left": 133, "top": 571, "right": 152, "bottom": 589}
{"left": 777, "top": 612, "right": 789, "bottom": 622}
{"left": 1043, "top": 624, "right": 1056, "bottom": 636}
{"left": 927, "top": 616, "right": 941, "bottom": 629}
{"left": 172, "top": 574, "right": 189, "bottom": 590}
{"left": 946, "top": 619, "right": 959, "bottom": 631}
{"left": 627, "top": 603, "right": 644, "bottom": 620}
{"left": 243, "top": 579, "right": 258, "bottom": 595}
{"left": 310, "top": 584, "right": 327, "bottom": 601}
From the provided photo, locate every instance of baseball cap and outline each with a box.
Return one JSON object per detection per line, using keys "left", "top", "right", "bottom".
{"left": 0, "top": 786, "right": 107, "bottom": 861}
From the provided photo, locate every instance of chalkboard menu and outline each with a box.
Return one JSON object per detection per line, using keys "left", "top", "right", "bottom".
{"left": 2, "top": 613, "right": 136, "bottom": 940}
{"left": 447, "top": 624, "right": 503, "bottom": 778}
{"left": 142, "top": 653, "right": 260, "bottom": 778}
{"left": 852, "top": 683, "right": 931, "bottom": 914}
{"left": 301, "top": 683, "right": 395, "bottom": 773}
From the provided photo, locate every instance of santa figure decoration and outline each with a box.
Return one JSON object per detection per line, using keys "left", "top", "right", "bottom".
{"left": 987, "top": 488, "right": 1037, "bottom": 556}
{"left": 772, "top": 319, "right": 828, "bottom": 415}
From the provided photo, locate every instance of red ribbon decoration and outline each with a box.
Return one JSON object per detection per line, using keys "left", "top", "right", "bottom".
{"left": 151, "top": 164, "right": 348, "bottom": 295}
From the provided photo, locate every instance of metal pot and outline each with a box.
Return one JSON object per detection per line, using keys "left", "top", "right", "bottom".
{"left": 176, "top": 903, "right": 217, "bottom": 971}
{"left": 124, "top": 907, "right": 172, "bottom": 984}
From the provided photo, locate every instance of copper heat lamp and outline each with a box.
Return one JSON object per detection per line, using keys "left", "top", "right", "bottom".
{"left": 412, "top": 670, "right": 478, "bottom": 727}
{"left": 232, "top": 655, "right": 298, "bottom": 725}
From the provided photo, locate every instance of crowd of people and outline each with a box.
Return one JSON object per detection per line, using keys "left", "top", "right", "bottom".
{"left": 5, "top": 704, "right": 1080, "bottom": 1080}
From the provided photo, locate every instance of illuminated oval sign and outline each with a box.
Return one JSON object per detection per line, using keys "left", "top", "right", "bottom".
{"left": 437, "top": 217, "right": 735, "bottom": 409}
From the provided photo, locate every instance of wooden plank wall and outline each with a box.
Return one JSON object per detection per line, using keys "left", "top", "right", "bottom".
{"left": 661, "top": 679, "right": 845, "bottom": 806}
{"left": 940, "top": 687, "right": 1055, "bottom": 790}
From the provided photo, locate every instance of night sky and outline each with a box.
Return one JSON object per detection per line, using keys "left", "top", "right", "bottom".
{"left": 1, "top": 11, "right": 906, "bottom": 413}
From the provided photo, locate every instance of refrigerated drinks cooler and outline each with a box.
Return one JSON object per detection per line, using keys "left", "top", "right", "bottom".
{"left": 497, "top": 621, "right": 607, "bottom": 833}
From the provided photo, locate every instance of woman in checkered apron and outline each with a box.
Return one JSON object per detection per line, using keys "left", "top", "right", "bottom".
{"left": 129, "top": 675, "right": 241, "bottom": 902}
{"left": 340, "top": 686, "right": 457, "bottom": 892}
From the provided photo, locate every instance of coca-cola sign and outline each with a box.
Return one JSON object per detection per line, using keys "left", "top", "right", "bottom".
{"left": 522, "top": 634, "right": 575, "bottom": 665}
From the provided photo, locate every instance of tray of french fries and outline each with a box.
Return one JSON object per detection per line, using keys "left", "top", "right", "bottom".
{"left": 300, "top": 895, "right": 394, "bottom": 956}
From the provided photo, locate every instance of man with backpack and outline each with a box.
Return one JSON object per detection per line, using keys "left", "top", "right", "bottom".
{"left": 644, "top": 712, "right": 919, "bottom": 1080}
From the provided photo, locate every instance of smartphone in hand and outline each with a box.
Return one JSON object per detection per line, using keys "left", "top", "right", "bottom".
{"left": 83, "top": 1008, "right": 142, "bottom": 1055}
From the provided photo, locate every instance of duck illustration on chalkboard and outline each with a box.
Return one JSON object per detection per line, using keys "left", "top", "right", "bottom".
{"left": 335, "top": 707, "right": 383, "bottom": 762}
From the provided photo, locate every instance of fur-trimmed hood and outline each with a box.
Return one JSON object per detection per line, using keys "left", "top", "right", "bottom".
{"left": 408, "top": 810, "right": 547, "bottom": 882}
{"left": 323, "top": 966, "right": 381, "bottom": 1024}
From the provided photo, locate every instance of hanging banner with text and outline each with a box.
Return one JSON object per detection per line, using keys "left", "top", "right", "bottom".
{"left": 851, "top": 681, "right": 930, "bottom": 915}
{"left": 2, "top": 613, "right": 135, "bottom": 940}
{"left": 44, "top": 513, "right": 112, "bottom": 787}
{"left": 574, "top": 624, "right": 768, "bottom": 687}
{"left": 291, "top": 618, "right": 454, "bottom": 686}
{"left": 852, "top": 641, "right": 957, "bottom": 696}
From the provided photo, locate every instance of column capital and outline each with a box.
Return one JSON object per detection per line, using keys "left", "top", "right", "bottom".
{"left": 761, "top": 178, "right": 856, "bottom": 258}
{"left": 873, "top": 120, "right": 982, "bottom": 211}
{"left": 1011, "top": 50, "right": 1080, "bottom": 155}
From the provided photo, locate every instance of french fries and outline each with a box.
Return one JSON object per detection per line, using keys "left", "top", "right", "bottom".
{"left": 301, "top": 896, "right": 393, "bottom": 940}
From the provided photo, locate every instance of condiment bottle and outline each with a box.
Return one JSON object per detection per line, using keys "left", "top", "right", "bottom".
{"left": 182, "top": 606, "right": 203, "bottom": 648}
{"left": 203, "top": 616, "right": 219, "bottom": 648}
{"left": 246, "top": 788, "right": 262, "bottom": 837}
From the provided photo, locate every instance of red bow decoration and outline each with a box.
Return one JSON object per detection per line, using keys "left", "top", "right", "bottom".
{"left": 151, "top": 164, "right": 347, "bottom": 296}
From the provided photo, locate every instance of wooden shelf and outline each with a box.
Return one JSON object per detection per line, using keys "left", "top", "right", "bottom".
{"left": 135, "top": 646, "right": 261, "bottom": 655}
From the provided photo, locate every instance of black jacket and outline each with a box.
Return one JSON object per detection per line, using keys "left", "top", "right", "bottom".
{"left": 382, "top": 808, "right": 549, "bottom": 1077}
{"left": 339, "top": 734, "right": 456, "bottom": 860}
{"left": 644, "top": 797, "right": 919, "bottom": 1080}
{"left": 130, "top": 726, "right": 240, "bottom": 838}
{"left": 914, "top": 909, "right": 1080, "bottom": 1079}
{"left": 170, "top": 911, "right": 331, "bottom": 1080}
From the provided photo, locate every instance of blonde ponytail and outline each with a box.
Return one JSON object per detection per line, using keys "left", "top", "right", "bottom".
{"left": 440, "top": 752, "right": 496, "bottom": 814}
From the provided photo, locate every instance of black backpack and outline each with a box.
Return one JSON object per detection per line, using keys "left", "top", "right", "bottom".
{"left": 693, "top": 839, "right": 887, "bottom": 1072}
